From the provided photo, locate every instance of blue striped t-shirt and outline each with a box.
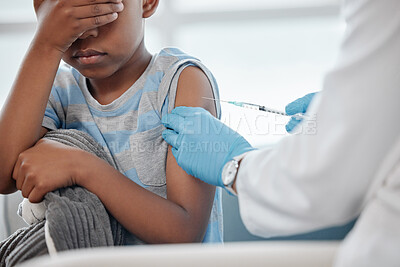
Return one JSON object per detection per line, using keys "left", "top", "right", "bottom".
{"left": 42, "top": 47, "right": 223, "bottom": 243}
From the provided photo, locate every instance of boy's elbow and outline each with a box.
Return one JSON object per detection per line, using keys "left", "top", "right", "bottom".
{"left": 169, "top": 227, "right": 205, "bottom": 244}
{"left": 179, "top": 233, "right": 203, "bottom": 244}
{"left": 0, "top": 170, "right": 17, "bottom": 195}
{"left": 152, "top": 224, "right": 205, "bottom": 244}
{"left": 0, "top": 181, "right": 18, "bottom": 195}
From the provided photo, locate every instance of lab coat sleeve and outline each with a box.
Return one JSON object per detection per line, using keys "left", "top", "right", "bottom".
{"left": 236, "top": 0, "right": 400, "bottom": 238}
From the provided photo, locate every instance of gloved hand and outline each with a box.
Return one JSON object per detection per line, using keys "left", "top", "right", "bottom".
{"left": 285, "top": 92, "right": 317, "bottom": 133}
{"left": 161, "top": 107, "right": 254, "bottom": 187}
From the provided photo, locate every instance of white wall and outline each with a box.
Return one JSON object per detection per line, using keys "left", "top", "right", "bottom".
{"left": 0, "top": 193, "right": 26, "bottom": 240}
{"left": 0, "top": 195, "right": 7, "bottom": 240}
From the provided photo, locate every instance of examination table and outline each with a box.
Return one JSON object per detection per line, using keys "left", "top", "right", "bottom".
{"left": 1, "top": 191, "right": 350, "bottom": 266}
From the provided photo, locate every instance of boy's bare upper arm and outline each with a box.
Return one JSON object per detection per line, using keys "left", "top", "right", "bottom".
{"left": 165, "top": 66, "right": 217, "bottom": 238}
{"left": 173, "top": 66, "right": 217, "bottom": 116}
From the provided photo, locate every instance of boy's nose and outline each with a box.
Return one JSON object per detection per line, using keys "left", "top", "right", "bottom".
{"left": 79, "top": 28, "right": 99, "bottom": 39}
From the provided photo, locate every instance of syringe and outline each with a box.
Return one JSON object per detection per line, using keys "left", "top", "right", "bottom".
{"left": 203, "top": 97, "right": 306, "bottom": 120}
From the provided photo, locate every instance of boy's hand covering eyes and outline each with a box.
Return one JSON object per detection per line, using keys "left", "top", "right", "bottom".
{"left": 33, "top": 0, "right": 124, "bottom": 53}
{"left": 161, "top": 107, "right": 254, "bottom": 187}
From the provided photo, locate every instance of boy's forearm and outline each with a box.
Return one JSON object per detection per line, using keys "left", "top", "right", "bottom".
{"left": 76, "top": 152, "right": 206, "bottom": 244}
{"left": 0, "top": 40, "right": 63, "bottom": 193}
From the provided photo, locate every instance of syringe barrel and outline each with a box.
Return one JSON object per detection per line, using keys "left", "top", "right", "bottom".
{"left": 241, "top": 103, "right": 260, "bottom": 110}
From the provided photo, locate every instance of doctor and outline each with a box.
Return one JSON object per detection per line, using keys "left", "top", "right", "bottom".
{"left": 161, "top": 0, "right": 400, "bottom": 266}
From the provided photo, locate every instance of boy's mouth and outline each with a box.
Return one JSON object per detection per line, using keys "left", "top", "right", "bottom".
{"left": 72, "top": 49, "right": 107, "bottom": 65}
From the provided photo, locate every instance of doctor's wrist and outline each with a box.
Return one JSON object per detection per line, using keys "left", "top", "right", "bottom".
{"left": 232, "top": 179, "right": 237, "bottom": 194}
{"left": 221, "top": 152, "right": 250, "bottom": 196}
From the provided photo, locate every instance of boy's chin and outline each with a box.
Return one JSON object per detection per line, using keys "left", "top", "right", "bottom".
{"left": 75, "top": 67, "right": 113, "bottom": 80}
{"left": 63, "top": 59, "right": 114, "bottom": 80}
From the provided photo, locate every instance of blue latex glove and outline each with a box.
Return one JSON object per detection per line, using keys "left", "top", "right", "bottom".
{"left": 161, "top": 107, "right": 254, "bottom": 187}
{"left": 285, "top": 92, "right": 317, "bottom": 133}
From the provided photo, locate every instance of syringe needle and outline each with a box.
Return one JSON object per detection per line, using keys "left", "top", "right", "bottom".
{"left": 202, "top": 97, "right": 231, "bottom": 104}
{"left": 202, "top": 97, "right": 307, "bottom": 119}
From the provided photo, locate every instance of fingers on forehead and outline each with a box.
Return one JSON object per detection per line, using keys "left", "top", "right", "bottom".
{"left": 68, "top": 0, "right": 122, "bottom": 7}
{"left": 34, "top": 0, "right": 123, "bottom": 11}
{"left": 84, "top": 0, "right": 123, "bottom": 4}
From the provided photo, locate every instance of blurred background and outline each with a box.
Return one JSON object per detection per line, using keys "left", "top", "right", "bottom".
{"left": 0, "top": 0, "right": 345, "bottom": 147}
{"left": 1, "top": 0, "right": 355, "bottom": 243}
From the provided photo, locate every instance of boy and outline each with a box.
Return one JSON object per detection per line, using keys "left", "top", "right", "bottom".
{"left": 0, "top": 0, "right": 222, "bottom": 244}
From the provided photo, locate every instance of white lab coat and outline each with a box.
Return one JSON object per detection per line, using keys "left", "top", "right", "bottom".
{"left": 235, "top": 0, "right": 400, "bottom": 266}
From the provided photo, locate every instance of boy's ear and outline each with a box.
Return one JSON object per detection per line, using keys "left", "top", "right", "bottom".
{"left": 142, "top": 0, "right": 159, "bottom": 18}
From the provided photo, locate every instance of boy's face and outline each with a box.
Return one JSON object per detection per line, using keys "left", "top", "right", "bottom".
{"left": 37, "top": 0, "right": 158, "bottom": 79}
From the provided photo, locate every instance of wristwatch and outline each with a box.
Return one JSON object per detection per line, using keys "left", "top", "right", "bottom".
{"left": 221, "top": 159, "right": 240, "bottom": 196}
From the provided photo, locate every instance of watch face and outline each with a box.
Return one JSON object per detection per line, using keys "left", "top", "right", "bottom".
{"left": 222, "top": 160, "right": 238, "bottom": 186}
